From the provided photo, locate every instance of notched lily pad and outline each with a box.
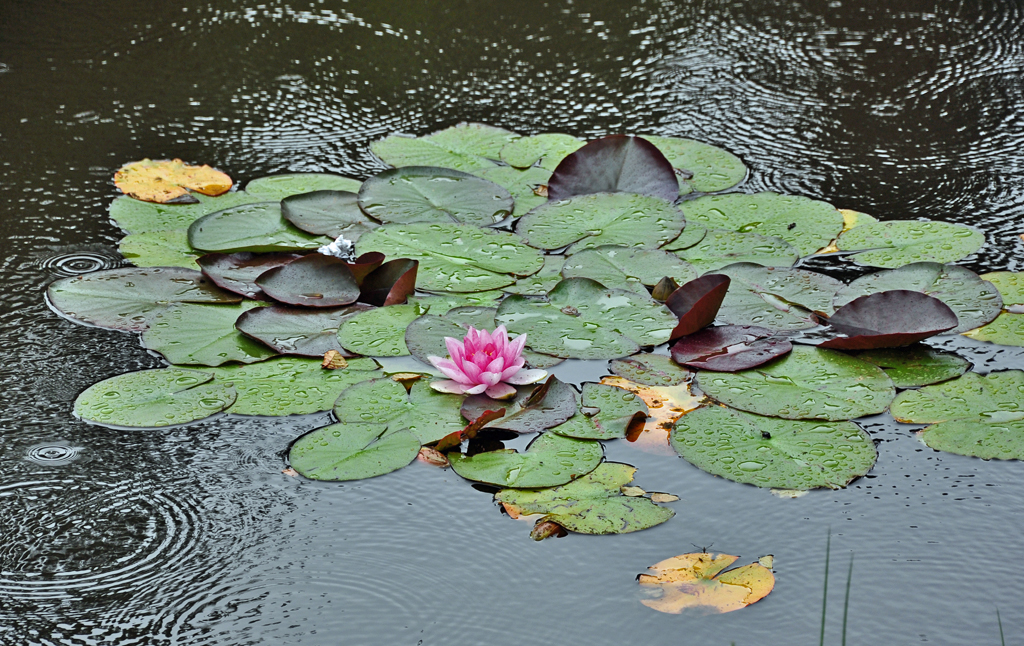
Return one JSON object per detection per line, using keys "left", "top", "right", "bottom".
{"left": 255, "top": 254, "right": 361, "bottom": 307}
{"left": 671, "top": 325, "right": 792, "bottom": 372}
{"left": 197, "top": 252, "right": 305, "bottom": 299}
{"left": 819, "top": 291, "right": 958, "bottom": 350}
{"left": 235, "top": 304, "right": 373, "bottom": 357}
{"left": 642, "top": 135, "right": 747, "bottom": 194}
{"left": 666, "top": 274, "right": 731, "bottom": 339}
{"left": 715, "top": 263, "right": 844, "bottom": 331}
{"left": 281, "top": 190, "right": 379, "bottom": 241}
{"left": 609, "top": 353, "right": 693, "bottom": 387}
{"left": 836, "top": 220, "right": 984, "bottom": 268}
{"left": 550, "top": 383, "right": 648, "bottom": 440}
{"left": 188, "top": 202, "right": 329, "bottom": 253}
{"left": 333, "top": 377, "right": 466, "bottom": 444}
{"left": 639, "top": 552, "right": 774, "bottom": 614}
{"left": 114, "top": 159, "right": 232, "bottom": 204}
{"left": 288, "top": 423, "right": 420, "bottom": 481}
{"left": 142, "top": 301, "right": 278, "bottom": 366}
{"left": 371, "top": 124, "right": 517, "bottom": 172}
{"left": 473, "top": 166, "right": 552, "bottom": 217}
{"left": 963, "top": 312, "right": 1024, "bottom": 346}
{"left": 499, "top": 133, "right": 585, "bottom": 171}
{"left": 460, "top": 377, "right": 578, "bottom": 434}
{"left": 110, "top": 191, "right": 263, "bottom": 234}
{"left": 244, "top": 173, "right": 362, "bottom": 200}
{"left": 119, "top": 229, "right": 199, "bottom": 269}
{"left": 358, "top": 166, "right": 513, "bottom": 227}
{"left": 667, "top": 228, "right": 799, "bottom": 273}
{"left": 561, "top": 246, "right": 698, "bottom": 294}
{"left": 546, "top": 135, "right": 679, "bottom": 201}
{"left": 448, "top": 431, "right": 603, "bottom": 488}
{"left": 337, "top": 303, "right": 425, "bottom": 357}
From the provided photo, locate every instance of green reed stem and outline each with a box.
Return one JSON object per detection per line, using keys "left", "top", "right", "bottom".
{"left": 841, "top": 553, "right": 853, "bottom": 646}
{"left": 820, "top": 530, "right": 831, "bottom": 646}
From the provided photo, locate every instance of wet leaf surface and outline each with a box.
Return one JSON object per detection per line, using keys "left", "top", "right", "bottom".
{"left": 496, "top": 278, "right": 678, "bottom": 359}
{"left": 114, "top": 159, "right": 232, "bottom": 203}
{"left": 74, "top": 368, "right": 236, "bottom": 428}
{"left": 47, "top": 267, "right": 241, "bottom": 332}
{"left": 188, "top": 202, "right": 329, "bottom": 253}
{"left": 235, "top": 304, "right": 373, "bottom": 357}
{"left": 254, "top": 254, "right": 361, "bottom": 307}
{"left": 715, "top": 263, "right": 844, "bottom": 331}
{"left": 836, "top": 220, "right": 984, "bottom": 268}
{"left": 110, "top": 191, "right": 262, "bottom": 234}
{"left": 358, "top": 166, "right": 513, "bottom": 226}
{"left": 666, "top": 274, "right": 731, "bottom": 339}
{"left": 197, "top": 251, "right": 306, "bottom": 299}
{"left": 963, "top": 312, "right": 1024, "bottom": 346}
{"left": 288, "top": 423, "right": 421, "bottom": 481}
{"left": 980, "top": 271, "right": 1024, "bottom": 307}
{"left": 833, "top": 262, "right": 1002, "bottom": 334}
{"left": 561, "top": 246, "right": 698, "bottom": 294}
{"left": 281, "top": 190, "right": 379, "bottom": 240}
{"left": 337, "top": 303, "right": 425, "bottom": 357}
{"left": 516, "top": 192, "right": 685, "bottom": 253}
{"left": 371, "top": 123, "right": 517, "bottom": 172}
{"left": 681, "top": 192, "right": 843, "bottom": 256}
{"left": 667, "top": 228, "right": 799, "bottom": 273}
{"left": 357, "top": 222, "right": 543, "bottom": 293}
{"left": 499, "top": 133, "right": 585, "bottom": 170}
{"left": 472, "top": 165, "right": 552, "bottom": 217}
{"left": 448, "top": 431, "right": 603, "bottom": 488}
{"left": 662, "top": 222, "right": 707, "bottom": 251}
{"left": 639, "top": 553, "right": 774, "bottom": 614}
{"left": 671, "top": 404, "right": 876, "bottom": 489}
{"left": 408, "top": 291, "right": 506, "bottom": 314}
{"left": 119, "top": 229, "right": 199, "bottom": 269}
{"left": 333, "top": 378, "right": 466, "bottom": 444}
{"left": 601, "top": 375, "right": 703, "bottom": 454}
{"left": 244, "top": 173, "right": 362, "bottom": 200}
{"left": 671, "top": 325, "right": 793, "bottom": 371}
{"left": 642, "top": 135, "right": 747, "bottom": 193}
{"left": 549, "top": 382, "right": 648, "bottom": 440}
{"left": 546, "top": 135, "right": 679, "bottom": 201}
{"left": 359, "top": 258, "right": 418, "bottom": 306}
{"left": 845, "top": 346, "right": 969, "bottom": 388}
{"left": 609, "top": 353, "right": 694, "bottom": 386}
{"left": 503, "top": 254, "right": 565, "bottom": 296}
{"left": 696, "top": 345, "right": 895, "bottom": 420}
{"left": 495, "top": 462, "right": 673, "bottom": 535}
{"left": 819, "top": 291, "right": 959, "bottom": 350}
{"left": 142, "top": 301, "right": 278, "bottom": 366}
{"left": 461, "top": 377, "right": 578, "bottom": 434}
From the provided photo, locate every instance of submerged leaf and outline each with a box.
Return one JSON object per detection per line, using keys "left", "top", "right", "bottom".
{"left": 600, "top": 375, "right": 704, "bottom": 454}
{"left": 546, "top": 135, "right": 679, "bottom": 201}
{"left": 639, "top": 553, "right": 774, "bottom": 614}
{"left": 609, "top": 353, "right": 693, "bottom": 387}
{"left": 114, "top": 159, "right": 232, "bottom": 203}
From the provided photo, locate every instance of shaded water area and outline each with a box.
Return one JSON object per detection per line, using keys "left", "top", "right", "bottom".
{"left": 2, "top": 0, "right": 1024, "bottom": 643}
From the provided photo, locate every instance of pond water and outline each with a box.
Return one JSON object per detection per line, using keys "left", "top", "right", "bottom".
{"left": 2, "top": 0, "right": 1024, "bottom": 643}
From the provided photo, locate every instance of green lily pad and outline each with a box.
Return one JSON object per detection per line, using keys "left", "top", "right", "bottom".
{"left": 495, "top": 278, "right": 678, "bottom": 360}
{"left": 47, "top": 267, "right": 241, "bottom": 332}
{"left": 664, "top": 223, "right": 708, "bottom": 251}
{"left": 714, "top": 263, "right": 844, "bottom": 331}
{"left": 499, "top": 133, "right": 586, "bottom": 171}
{"left": 333, "top": 377, "right": 466, "bottom": 444}
{"left": 288, "top": 423, "right": 421, "bottom": 481}
{"left": 281, "top": 190, "right": 379, "bottom": 240}
{"left": 609, "top": 353, "right": 693, "bottom": 386}
{"left": 836, "top": 220, "right": 984, "bottom": 268}
{"left": 916, "top": 419, "right": 1024, "bottom": 460}
{"left": 550, "top": 383, "right": 648, "bottom": 440}
{"left": 188, "top": 202, "right": 330, "bottom": 253}
{"left": 495, "top": 462, "right": 674, "bottom": 534}
{"left": 963, "top": 312, "right": 1024, "bottom": 346}
{"left": 235, "top": 304, "right": 372, "bottom": 357}
{"left": 462, "top": 378, "right": 578, "bottom": 434}
{"left": 670, "top": 405, "right": 876, "bottom": 489}
{"left": 667, "top": 229, "right": 799, "bottom": 273}
{"left": 371, "top": 124, "right": 518, "bottom": 172}
{"left": 980, "top": 272, "right": 1024, "bottom": 307}
{"left": 142, "top": 301, "right": 278, "bottom": 366}
{"left": 642, "top": 135, "right": 747, "bottom": 193}
{"left": 244, "top": 173, "right": 362, "bottom": 200}
{"left": 503, "top": 255, "right": 565, "bottom": 296}
{"left": 109, "top": 191, "right": 262, "bottom": 234}
{"left": 833, "top": 262, "right": 1002, "bottom": 334}
{"left": 696, "top": 345, "right": 895, "bottom": 420}
{"left": 845, "top": 346, "right": 970, "bottom": 388}
{"left": 206, "top": 356, "right": 382, "bottom": 416}
{"left": 337, "top": 303, "right": 425, "bottom": 357}
{"left": 404, "top": 307, "right": 496, "bottom": 364}
{"left": 408, "top": 291, "right": 506, "bottom": 314}
{"left": 561, "top": 246, "right": 699, "bottom": 294}
{"left": 74, "top": 368, "right": 236, "bottom": 428}
{"left": 357, "top": 166, "right": 513, "bottom": 226}
{"left": 473, "top": 166, "right": 551, "bottom": 217}
{"left": 448, "top": 432, "right": 603, "bottom": 488}
{"left": 119, "top": 229, "right": 199, "bottom": 269}
{"left": 515, "top": 192, "right": 685, "bottom": 253}
{"left": 680, "top": 192, "right": 843, "bottom": 256}
{"left": 356, "top": 222, "right": 544, "bottom": 293}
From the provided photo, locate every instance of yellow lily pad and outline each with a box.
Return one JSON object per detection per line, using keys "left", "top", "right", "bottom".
{"left": 639, "top": 552, "right": 775, "bottom": 614}
{"left": 114, "top": 159, "right": 233, "bottom": 203}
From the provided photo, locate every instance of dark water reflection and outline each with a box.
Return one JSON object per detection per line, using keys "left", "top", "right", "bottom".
{"left": 2, "top": 0, "right": 1024, "bottom": 643}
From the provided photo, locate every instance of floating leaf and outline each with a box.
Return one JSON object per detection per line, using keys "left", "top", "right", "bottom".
{"left": 109, "top": 192, "right": 263, "bottom": 234}
{"left": 639, "top": 553, "right": 774, "bottom": 614}
{"left": 358, "top": 166, "right": 513, "bottom": 226}
{"left": 448, "top": 432, "right": 603, "bottom": 488}
{"left": 47, "top": 267, "right": 240, "bottom": 332}
{"left": 671, "top": 325, "right": 793, "bottom": 371}
{"left": 495, "top": 462, "right": 673, "bottom": 535}
{"left": 819, "top": 291, "right": 958, "bottom": 350}
{"left": 371, "top": 123, "right": 517, "bottom": 172}
{"left": 322, "top": 350, "right": 348, "bottom": 369}
{"left": 642, "top": 135, "right": 747, "bottom": 193}
{"left": 235, "top": 304, "right": 373, "bottom": 357}
{"left": 560, "top": 246, "right": 698, "bottom": 294}
{"left": 696, "top": 345, "right": 895, "bottom": 420}
{"left": 845, "top": 346, "right": 969, "bottom": 388}
{"left": 667, "top": 228, "right": 799, "bottom": 273}
{"left": 665, "top": 274, "right": 731, "bottom": 339}
{"left": 333, "top": 378, "right": 465, "bottom": 444}
{"left": 503, "top": 255, "right": 565, "bottom": 296}
{"left": 207, "top": 356, "right": 382, "bottom": 416}
{"left": 836, "top": 220, "right": 984, "bottom": 268}
{"left": 499, "top": 133, "right": 586, "bottom": 171}
{"left": 359, "top": 259, "right": 418, "bottom": 306}
{"left": 609, "top": 353, "right": 693, "bottom": 387}
{"left": 601, "top": 375, "right": 704, "bottom": 453}
{"left": 281, "top": 190, "right": 379, "bottom": 240}
{"left": 516, "top": 192, "right": 685, "bottom": 253}
{"left": 74, "top": 368, "right": 236, "bottom": 428}
{"left": 715, "top": 263, "right": 844, "bottom": 331}
{"left": 288, "top": 423, "right": 420, "bottom": 481}
{"left": 549, "top": 383, "right": 648, "bottom": 440}
{"left": 337, "top": 303, "right": 424, "bottom": 357}
{"left": 473, "top": 166, "right": 551, "bottom": 216}
{"left": 197, "top": 252, "right": 305, "bottom": 299}
{"left": 980, "top": 271, "right": 1024, "bottom": 307}
{"left": 671, "top": 404, "right": 876, "bottom": 489}
{"left": 663, "top": 223, "right": 707, "bottom": 251}
{"left": 255, "top": 254, "right": 360, "bottom": 307}
{"left": 833, "top": 262, "right": 1002, "bottom": 334}
{"left": 114, "top": 159, "right": 231, "bottom": 203}
{"left": 357, "top": 222, "right": 543, "bottom": 293}
{"left": 244, "top": 173, "right": 361, "bottom": 200}
{"left": 546, "top": 135, "right": 679, "bottom": 201}
{"left": 495, "top": 278, "right": 678, "bottom": 359}
{"left": 681, "top": 192, "right": 843, "bottom": 256}
{"left": 142, "top": 301, "right": 277, "bottom": 366}
{"left": 408, "top": 291, "right": 505, "bottom": 314}
{"left": 188, "top": 202, "right": 329, "bottom": 253}
{"left": 963, "top": 313, "right": 1024, "bottom": 346}
{"left": 119, "top": 229, "right": 199, "bottom": 269}
{"left": 461, "top": 378, "right": 578, "bottom": 434}
{"left": 405, "top": 307, "right": 495, "bottom": 365}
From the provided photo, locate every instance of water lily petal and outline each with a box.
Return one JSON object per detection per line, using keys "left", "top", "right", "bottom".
{"left": 430, "top": 379, "right": 470, "bottom": 395}
{"left": 505, "top": 369, "right": 548, "bottom": 385}
{"left": 499, "top": 359, "right": 526, "bottom": 381}
{"left": 484, "top": 382, "right": 518, "bottom": 399}
{"left": 508, "top": 332, "right": 528, "bottom": 357}
{"left": 464, "top": 382, "right": 489, "bottom": 395}
{"left": 428, "top": 356, "right": 474, "bottom": 385}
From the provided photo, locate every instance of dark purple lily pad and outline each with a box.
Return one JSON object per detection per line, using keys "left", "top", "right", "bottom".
{"left": 359, "top": 259, "right": 418, "bottom": 306}
{"left": 255, "top": 254, "right": 360, "bottom": 307}
{"left": 461, "top": 377, "right": 578, "bottom": 434}
{"left": 197, "top": 252, "right": 306, "bottom": 299}
{"left": 281, "top": 190, "right": 380, "bottom": 241}
{"left": 670, "top": 325, "right": 793, "bottom": 371}
{"left": 546, "top": 135, "right": 679, "bottom": 202}
{"left": 346, "top": 252, "right": 386, "bottom": 284}
{"left": 819, "top": 290, "right": 958, "bottom": 350}
{"left": 665, "top": 274, "right": 731, "bottom": 340}
{"left": 235, "top": 304, "right": 373, "bottom": 357}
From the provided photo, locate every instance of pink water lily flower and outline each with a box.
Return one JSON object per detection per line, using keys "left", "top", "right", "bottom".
{"left": 428, "top": 325, "right": 547, "bottom": 399}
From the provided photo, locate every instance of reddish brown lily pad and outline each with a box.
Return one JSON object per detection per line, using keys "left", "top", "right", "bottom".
{"left": 255, "top": 254, "right": 361, "bottom": 307}
{"left": 671, "top": 325, "right": 792, "bottom": 371}
{"left": 197, "top": 252, "right": 306, "bottom": 299}
{"left": 461, "top": 377, "right": 578, "bottom": 434}
{"left": 819, "top": 290, "right": 958, "bottom": 350}
{"left": 666, "top": 274, "right": 731, "bottom": 340}
{"left": 359, "top": 259, "right": 419, "bottom": 306}
{"left": 235, "top": 304, "right": 373, "bottom": 357}
{"left": 547, "top": 135, "right": 679, "bottom": 202}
